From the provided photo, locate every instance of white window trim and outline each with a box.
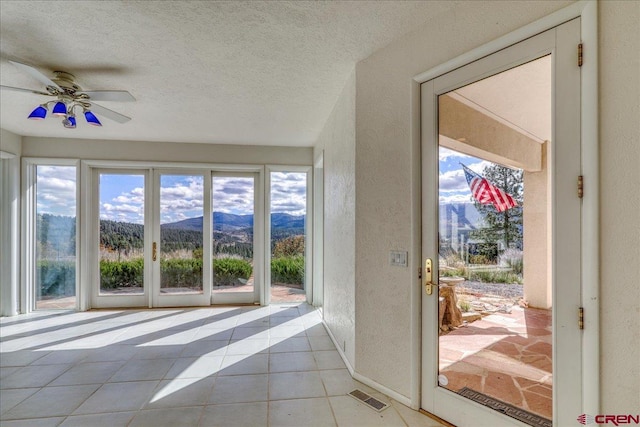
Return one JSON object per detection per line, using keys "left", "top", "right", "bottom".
{"left": 1, "top": 155, "right": 20, "bottom": 316}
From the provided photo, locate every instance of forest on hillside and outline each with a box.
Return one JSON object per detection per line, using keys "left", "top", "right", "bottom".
{"left": 37, "top": 213, "right": 304, "bottom": 260}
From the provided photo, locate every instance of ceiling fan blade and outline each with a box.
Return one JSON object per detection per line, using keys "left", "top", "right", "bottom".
{"left": 9, "top": 61, "right": 62, "bottom": 91}
{"left": 82, "top": 90, "right": 136, "bottom": 102}
{"left": 88, "top": 102, "right": 131, "bottom": 124}
{"left": 0, "top": 85, "right": 52, "bottom": 96}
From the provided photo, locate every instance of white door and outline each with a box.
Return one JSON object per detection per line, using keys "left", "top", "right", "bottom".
{"left": 421, "top": 19, "right": 582, "bottom": 427}
{"left": 152, "top": 170, "right": 211, "bottom": 307}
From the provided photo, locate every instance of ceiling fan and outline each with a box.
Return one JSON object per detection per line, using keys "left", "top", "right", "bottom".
{"left": 1, "top": 60, "right": 135, "bottom": 128}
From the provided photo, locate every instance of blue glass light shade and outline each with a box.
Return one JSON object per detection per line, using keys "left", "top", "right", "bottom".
{"left": 28, "top": 105, "right": 47, "bottom": 120}
{"left": 84, "top": 110, "right": 102, "bottom": 126}
{"left": 63, "top": 116, "right": 76, "bottom": 129}
{"left": 52, "top": 101, "right": 67, "bottom": 116}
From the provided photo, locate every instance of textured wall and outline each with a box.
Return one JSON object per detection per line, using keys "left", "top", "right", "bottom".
{"left": 21, "top": 137, "right": 312, "bottom": 165}
{"left": 314, "top": 70, "right": 357, "bottom": 366}
{"left": 599, "top": 0, "right": 640, "bottom": 412}
{"left": 354, "top": 0, "right": 576, "bottom": 399}
{"left": 0, "top": 128, "right": 21, "bottom": 155}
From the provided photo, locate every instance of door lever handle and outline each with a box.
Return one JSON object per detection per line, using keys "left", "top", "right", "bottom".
{"left": 424, "top": 258, "right": 438, "bottom": 295}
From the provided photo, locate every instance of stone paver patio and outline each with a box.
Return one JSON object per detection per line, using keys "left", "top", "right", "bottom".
{"left": 439, "top": 306, "right": 552, "bottom": 420}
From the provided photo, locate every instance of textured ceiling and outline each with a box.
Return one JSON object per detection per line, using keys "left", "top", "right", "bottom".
{"left": 0, "top": 1, "right": 458, "bottom": 146}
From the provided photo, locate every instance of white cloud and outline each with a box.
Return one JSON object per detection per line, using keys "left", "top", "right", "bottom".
{"left": 270, "top": 172, "right": 306, "bottom": 216}
{"left": 36, "top": 166, "right": 76, "bottom": 216}
{"left": 213, "top": 177, "right": 255, "bottom": 215}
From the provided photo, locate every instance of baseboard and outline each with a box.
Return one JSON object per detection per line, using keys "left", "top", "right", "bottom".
{"left": 321, "top": 318, "right": 354, "bottom": 375}
{"left": 351, "top": 371, "right": 413, "bottom": 408}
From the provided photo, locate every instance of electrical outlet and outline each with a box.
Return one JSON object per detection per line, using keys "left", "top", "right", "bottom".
{"left": 389, "top": 250, "right": 408, "bottom": 267}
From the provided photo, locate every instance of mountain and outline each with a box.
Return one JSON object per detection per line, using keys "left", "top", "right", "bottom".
{"left": 161, "top": 213, "right": 303, "bottom": 232}
{"left": 161, "top": 212, "right": 254, "bottom": 232}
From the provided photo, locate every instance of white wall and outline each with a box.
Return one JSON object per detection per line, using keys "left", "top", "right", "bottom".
{"left": 21, "top": 137, "right": 313, "bottom": 165}
{"left": 599, "top": 0, "right": 640, "bottom": 412}
{"left": 330, "top": 0, "right": 639, "bottom": 410}
{"left": 1, "top": 128, "right": 22, "bottom": 156}
{"left": 314, "top": 70, "right": 356, "bottom": 366}
{"left": 0, "top": 128, "right": 22, "bottom": 316}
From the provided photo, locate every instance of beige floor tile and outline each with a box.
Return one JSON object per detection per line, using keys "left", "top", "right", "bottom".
{"left": 199, "top": 402, "right": 268, "bottom": 427}
{"left": 144, "top": 377, "right": 215, "bottom": 409}
{"left": 329, "top": 395, "right": 406, "bottom": 426}
{"left": 209, "top": 374, "right": 268, "bottom": 404}
{"left": 73, "top": 381, "right": 159, "bottom": 414}
{"left": 218, "top": 353, "right": 269, "bottom": 376}
{"left": 58, "top": 411, "right": 136, "bottom": 427}
{"left": 269, "top": 371, "right": 326, "bottom": 400}
{"left": 313, "top": 350, "right": 346, "bottom": 370}
{"left": 129, "top": 406, "right": 203, "bottom": 427}
{"left": 269, "top": 397, "right": 336, "bottom": 427}
{"left": 269, "top": 351, "right": 318, "bottom": 372}
{"left": 2, "top": 384, "right": 100, "bottom": 419}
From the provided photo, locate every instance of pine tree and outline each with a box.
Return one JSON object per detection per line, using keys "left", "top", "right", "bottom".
{"left": 470, "top": 164, "right": 523, "bottom": 253}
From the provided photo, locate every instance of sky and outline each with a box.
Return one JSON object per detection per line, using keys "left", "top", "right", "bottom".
{"left": 438, "top": 147, "right": 492, "bottom": 204}
{"left": 36, "top": 157, "right": 489, "bottom": 223}
{"left": 36, "top": 168, "right": 307, "bottom": 224}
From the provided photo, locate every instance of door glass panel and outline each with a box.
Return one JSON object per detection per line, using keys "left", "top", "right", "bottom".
{"left": 159, "top": 175, "right": 204, "bottom": 294}
{"left": 99, "top": 173, "right": 145, "bottom": 295}
{"left": 437, "top": 57, "right": 552, "bottom": 423}
{"left": 270, "top": 171, "right": 306, "bottom": 303}
{"left": 35, "top": 165, "right": 77, "bottom": 309}
{"left": 212, "top": 176, "right": 255, "bottom": 294}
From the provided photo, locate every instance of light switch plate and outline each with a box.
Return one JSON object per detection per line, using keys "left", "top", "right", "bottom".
{"left": 389, "top": 250, "right": 408, "bottom": 267}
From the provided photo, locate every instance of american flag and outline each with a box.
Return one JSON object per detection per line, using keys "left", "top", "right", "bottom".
{"left": 461, "top": 163, "right": 517, "bottom": 212}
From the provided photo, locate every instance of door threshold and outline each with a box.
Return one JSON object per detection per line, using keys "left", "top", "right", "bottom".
{"left": 419, "top": 409, "right": 456, "bottom": 427}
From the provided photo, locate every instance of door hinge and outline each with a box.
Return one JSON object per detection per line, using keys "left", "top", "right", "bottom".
{"left": 578, "top": 43, "right": 583, "bottom": 67}
{"left": 579, "top": 307, "right": 584, "bottom": 329}
{"left": 578, "top": 175, "right": 584, "bottom": 198}
{"left": 418, "top": 267, "right": 422, "bottom": 279}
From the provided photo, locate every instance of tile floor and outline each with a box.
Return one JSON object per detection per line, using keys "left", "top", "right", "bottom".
{"left": 1, "top": 304, "right": 443, "bottom": 427}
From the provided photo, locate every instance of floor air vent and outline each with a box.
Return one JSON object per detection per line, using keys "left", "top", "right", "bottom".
{"left": 348, "top": 389, "right": 388, "bottom": 412}
{"left": 458, "top": 387, "right": 551, "bottom": 427}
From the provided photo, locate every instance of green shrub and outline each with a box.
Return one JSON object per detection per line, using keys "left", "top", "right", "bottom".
{"left": 470, "top": 270, "right": 522, "bottom": 284}
{"left": 161, "top": 258, "right": 203, "bottom": 288}
{"left": 213, "top": 257, "right": 252, "bottom": 286}
{"left": 100, "top": 258, "right": 144, "bottom": 289}
{"left": 271, "top": 255, "right": 304, "bottom": 285}
{"left": 37, "top": 260, "right": 76, "bottom": 296}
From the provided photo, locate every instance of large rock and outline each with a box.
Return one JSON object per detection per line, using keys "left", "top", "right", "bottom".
{"left": 440, "top": 284, "right": 463, "bottom": 329}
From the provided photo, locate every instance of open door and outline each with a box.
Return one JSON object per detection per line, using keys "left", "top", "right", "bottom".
{"left": 421, "top": 19, "right": 582, "bottom": 427}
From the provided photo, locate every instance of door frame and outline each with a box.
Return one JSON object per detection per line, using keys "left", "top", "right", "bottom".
{"left": 409, "top": 0, "right": 599, "bottom": 417}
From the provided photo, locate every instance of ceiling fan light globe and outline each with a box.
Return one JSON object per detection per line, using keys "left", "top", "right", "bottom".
{"left": 84, "top": 111, "right": 102, "bottom": 126}
{"left": 28, "top": 105, "right": 48, "bottom": 120}
{"left": 52, "top": 101, "right": 67, "bottom": 116}
{"left": 63, "top": 116, "right": 76, "bottom": 129}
